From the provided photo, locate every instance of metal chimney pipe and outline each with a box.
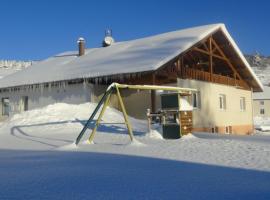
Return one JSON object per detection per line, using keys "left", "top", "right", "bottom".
{"left": 77, "top": 37, "right": 85, "bottom": 56}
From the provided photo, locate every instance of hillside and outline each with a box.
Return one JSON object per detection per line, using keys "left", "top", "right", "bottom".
{"left": 246, "top": 54, "right": 270, "bottom": 85}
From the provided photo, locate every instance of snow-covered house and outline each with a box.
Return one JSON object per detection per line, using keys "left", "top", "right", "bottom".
{"left": 253, "top": 86, "right": 270, "bottom": 117}
{"left": 0, "top": 24, "right": 263, "bottom": 135}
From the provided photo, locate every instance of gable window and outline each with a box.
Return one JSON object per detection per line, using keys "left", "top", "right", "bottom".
{"left": 2, "top": 98, "right": 10, "bottom": 116}
{"left": 219, "top": 94, "right": 226, "bottom": 110}
{"left": 260, "top": 108, "right": 265, "bottom": 115}
{"left": 192, "top": 92, "right": 201, "bottom": 109}
{"left": 260, "top": 101, "right": 264, "bottom": 106}
{"left": 240, "top": 97, "right": 246, "bottom": 111}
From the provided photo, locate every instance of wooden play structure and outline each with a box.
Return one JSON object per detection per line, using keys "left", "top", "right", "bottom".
{"left": 75, "top": 83, "right": 196, "bottom": 145}
{"left": 147, "top": 93, "right": 193, "bottom": 139}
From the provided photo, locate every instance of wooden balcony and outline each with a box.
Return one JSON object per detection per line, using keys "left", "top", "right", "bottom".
{"left": 180, "top": 67, "right": 248, "bottom": 89}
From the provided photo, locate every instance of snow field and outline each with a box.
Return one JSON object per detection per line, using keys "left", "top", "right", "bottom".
{"left": 0, "top": 103, "right": 270, "bottom": 199}
{"left": 0, "top": 102, "right": 269, "bottom": 172}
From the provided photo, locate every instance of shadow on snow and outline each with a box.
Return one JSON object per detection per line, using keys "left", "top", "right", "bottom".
{"left": 9, "top": 118, "right": 145, "bottom": 148}
{"left": 0, "top": 149, "right": 269, "bottom": 200}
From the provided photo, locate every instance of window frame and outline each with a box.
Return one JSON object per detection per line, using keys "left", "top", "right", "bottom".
{"left": 240, "top": 97, "right": 246, "bottom": 112}
{"left": 219, "top": 94, "right": 226, "bottom": 110}
{"left": 192, "top": 92, "right": 201, "bottom": 109}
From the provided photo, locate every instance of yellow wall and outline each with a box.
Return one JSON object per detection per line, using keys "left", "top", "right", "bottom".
{"left": 253, "top": 99, "right": 270, "bottom": 117}
{"left": 90, "top": 84, "right": 154, "bottom": 119}
{"left": 91, "top": 80, "right": 253, "bottom": 134}
{"left": 177, "top": 79, "right": 253, "bottom": 129}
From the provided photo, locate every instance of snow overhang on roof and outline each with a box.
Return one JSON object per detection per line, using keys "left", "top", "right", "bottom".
{"left": 0, "top": 23, "right": 263, "bottom": 92}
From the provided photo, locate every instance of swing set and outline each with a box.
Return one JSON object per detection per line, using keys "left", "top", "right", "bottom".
{"left": 75, "top": 82, "right": 196, "bottom": 145}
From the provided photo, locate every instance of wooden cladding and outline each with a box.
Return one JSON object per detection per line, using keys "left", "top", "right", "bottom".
{"left": 180, "top": 111, "right": 193, "bottom": 135}
{"left": 179, "top": 67, "right": 248, "bottom": 89}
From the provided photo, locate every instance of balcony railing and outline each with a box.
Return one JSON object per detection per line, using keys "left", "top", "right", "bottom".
{"left": 180, "top": 67, "right": 247, "bottom": 89}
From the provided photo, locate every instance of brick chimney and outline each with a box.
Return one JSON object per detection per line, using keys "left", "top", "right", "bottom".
{"left": 77, "top": 37, "right": 85, "bottom": 56}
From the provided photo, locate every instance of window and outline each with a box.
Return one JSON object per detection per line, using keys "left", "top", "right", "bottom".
{"left": 20, "top": 96, "right": 28, "bottom": 112}
{"left": 225, "top": 126, "right": 232, "bottom": 134}
{"left": 260, "top": 101, "right": 264, "bottom": 105}
{"left": 2, "top": 98, "right": 10, "bottom": 116}
{"left": 225, "top": 126, "right": 229, "bottom": 134}
{"left": 192, "top": 92, "right": 201, "bottom": 109}
{"left": 219, "top": 94, "right": 226, "bottom": 110}
{"left": 260, "top": 108, "right": 265, "bottom": 115}
{"left": 240, "top": 97, "right": 246, "bottom": 111}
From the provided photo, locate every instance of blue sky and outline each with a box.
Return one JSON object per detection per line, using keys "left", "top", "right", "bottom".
{"left": 0, "top": 0, "right": 269, "bottom": 60}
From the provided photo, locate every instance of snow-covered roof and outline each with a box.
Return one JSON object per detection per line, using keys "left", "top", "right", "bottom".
{"left": 253, "top": 86, "right": 270, "bottom": 100}
{"left": 0, "top": 23, "right": 263, "bottom": 91}
{"left": 0, "top": 68, "right": 19, "bottom": 79}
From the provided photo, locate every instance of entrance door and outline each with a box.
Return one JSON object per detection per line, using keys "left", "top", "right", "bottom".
{"left": 2, "top": 98, "right": 10, "bottom": 116}
{"left": 20, "top": 96, "right": 28, "bottom": 112}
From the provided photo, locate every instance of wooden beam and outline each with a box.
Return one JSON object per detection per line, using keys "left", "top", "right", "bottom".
{"left": 189, "top": 36, "right": 249, "bottom": 89}
{"left": 203, "top": 43, "right": 209, "bottom": 52}
{"left": 234, "top": 72, "right": 237, "bottom": 86}
{"left": 193, "top": 47, "right": 227, "bottom": 61}
{"left": 186, "top": 51, "right": 197, "bottom": 64}
{"left": 212, "top": 46, "right": 217, "bottom": 54}
{"left": 210, "top": 37, "right": 248, "bottom": 88}
{"left": 209, "top": 38, "right": 213, "bottom": 81}
{"left": 151, "top": 73, "right": 157, "bottom": 113}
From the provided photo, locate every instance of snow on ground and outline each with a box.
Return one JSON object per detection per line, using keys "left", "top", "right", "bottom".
{"left": 0, "top": 103, "right": 270, "bottom": 199}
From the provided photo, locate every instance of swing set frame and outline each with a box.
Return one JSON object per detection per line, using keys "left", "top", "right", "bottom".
{"left": 75, "top": 82, "right": 196, "bottom": 145}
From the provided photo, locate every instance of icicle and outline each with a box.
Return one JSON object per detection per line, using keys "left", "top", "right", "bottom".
{"left": 83, "top": 78, "right": 87, "bottom": 89}
{"left": 40, "top": 83, "right": 44, "bottom": 95}
{"left": 48, "top": 82, "right": 51, "bottom": 92}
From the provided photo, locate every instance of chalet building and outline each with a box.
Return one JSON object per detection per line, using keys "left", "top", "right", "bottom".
{"left": 0, "top": 24, "right": 263, "bottom": 135}
{"left": 253, "top": 86, "right": 270, "bottom": 117}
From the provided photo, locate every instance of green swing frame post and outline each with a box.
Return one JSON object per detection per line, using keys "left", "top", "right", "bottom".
{"left": 87, "top": 86, "right": 135, "bottom": 143}
{"left": 75, "top": 82, "right": 196, "bottom": 145}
